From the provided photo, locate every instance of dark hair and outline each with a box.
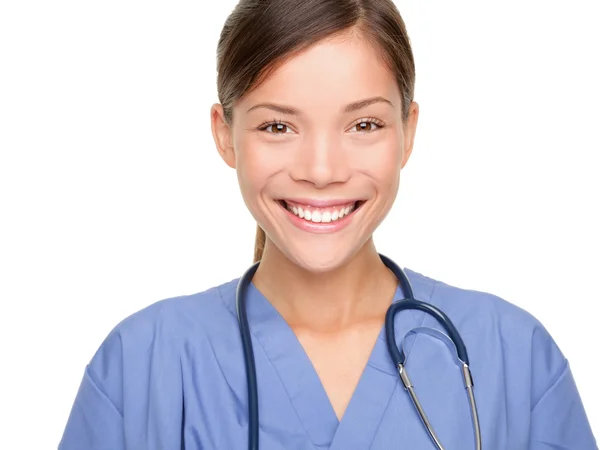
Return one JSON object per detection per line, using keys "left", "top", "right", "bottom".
{"left": 215, "top": 0, "right": 416, "bottom": 263}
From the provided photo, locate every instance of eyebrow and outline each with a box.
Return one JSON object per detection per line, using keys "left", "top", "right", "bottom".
{"left": 246, "top": 96, "right": 394, "bottom": 116}
{"left": 246, "top": 103, "right": 299, "bottom": 115}
{"left": 344, "top": 96, "right": 394, "bottom": 113}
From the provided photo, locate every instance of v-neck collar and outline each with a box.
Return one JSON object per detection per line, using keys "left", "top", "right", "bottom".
{"left": 233, "top": 267, "right": 438, "bottom": 449}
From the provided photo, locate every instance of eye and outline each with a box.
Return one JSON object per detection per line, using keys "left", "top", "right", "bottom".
{"left": 348, "top": 118, "right": 385, "bottom": 133}
{"left": 258, "top": 121, "right": 294, "bottom": 135}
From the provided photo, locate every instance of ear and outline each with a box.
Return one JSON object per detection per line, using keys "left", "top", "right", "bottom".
{"left": 401, "top": 101, "right": 419, "bottom": 169}
{"left": 211, "top": 103, "right": 236, "bottom": 169}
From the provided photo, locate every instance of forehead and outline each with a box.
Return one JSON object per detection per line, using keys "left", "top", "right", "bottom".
{"left": 239, "top": 32, "right": 400, "bottom": 111}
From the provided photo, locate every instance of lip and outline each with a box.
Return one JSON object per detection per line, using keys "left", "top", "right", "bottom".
{"left": 277, "top": 199, "right": 364, "bottom": 234}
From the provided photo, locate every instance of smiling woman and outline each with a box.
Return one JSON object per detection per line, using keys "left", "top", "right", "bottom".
{"left": 58, "top": 0, "right": 597, "bottom": 449}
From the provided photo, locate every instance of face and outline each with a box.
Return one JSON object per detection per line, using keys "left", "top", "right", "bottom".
{"left": 211, "top": 31, "right": 419, "bottom": 272}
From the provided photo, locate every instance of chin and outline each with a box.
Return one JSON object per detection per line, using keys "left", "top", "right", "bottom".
{"left": 278, "top": 239, "right": 363, "bottom": 274}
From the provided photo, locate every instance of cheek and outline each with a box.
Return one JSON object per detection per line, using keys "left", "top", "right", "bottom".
{"left": 233, "top": 133, "right": 286, "bottom": 198}
{"left": 351, "top": 133, "right": 403, "bottom": 188}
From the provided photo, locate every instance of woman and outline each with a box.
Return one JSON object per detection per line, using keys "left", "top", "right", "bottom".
{"left": 59, "top": 0, "right": 596, "bottom": 448}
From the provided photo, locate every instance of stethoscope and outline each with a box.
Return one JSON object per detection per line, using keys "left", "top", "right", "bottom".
{"left": 235, "top": 253, "right": 482, "bottom": 450}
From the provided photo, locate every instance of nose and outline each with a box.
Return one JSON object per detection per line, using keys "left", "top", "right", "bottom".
{"left": 289, "top": 132, "right": 351, "bottom": 188}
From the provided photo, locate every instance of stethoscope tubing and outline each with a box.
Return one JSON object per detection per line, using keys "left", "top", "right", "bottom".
{"left": 235, "top": 261, "right": 260, "bottom": 450}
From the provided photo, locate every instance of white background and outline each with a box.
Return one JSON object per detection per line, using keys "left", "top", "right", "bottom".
{"left": 1, "top": 0, "right": 598, "bottom": 447}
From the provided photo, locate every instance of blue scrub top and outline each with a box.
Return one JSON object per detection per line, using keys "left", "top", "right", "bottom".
{"left": 59, "top": 268, "right": 597, "bottom": 449}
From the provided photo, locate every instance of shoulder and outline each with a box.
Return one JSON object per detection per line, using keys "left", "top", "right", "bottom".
{"left": 106, "top": 277, "right": 239, "bottom": 342}
{"left": 406, "top": 268, "right": 567, "bottom": 405}
{"left": 407, "top": 267, "right": 552, "bottom": 339}
{"left": 407, "top": 267, "right": 560, "bottom": 354}
{"left": 84, "top": 278, "right": 240, "bottom": 402}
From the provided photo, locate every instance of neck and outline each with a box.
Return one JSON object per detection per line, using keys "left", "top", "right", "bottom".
{"left": 252, "top": 238, "right": 398, "bottom": 332}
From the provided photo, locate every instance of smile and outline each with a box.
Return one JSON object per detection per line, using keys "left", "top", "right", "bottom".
{"left": 283, "top": 199, "right": 358, "bottom": 222}
{"left": 277, "top": 199, "right": 364, "bottom": 232}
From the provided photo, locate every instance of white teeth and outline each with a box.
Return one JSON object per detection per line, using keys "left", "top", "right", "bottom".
{"left": 285, "top": 202, "right": 358, "bottom": 223}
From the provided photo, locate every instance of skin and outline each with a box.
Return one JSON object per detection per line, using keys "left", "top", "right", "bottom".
{"left": 211, "top": 28, "right": 419, "bottom": 420}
